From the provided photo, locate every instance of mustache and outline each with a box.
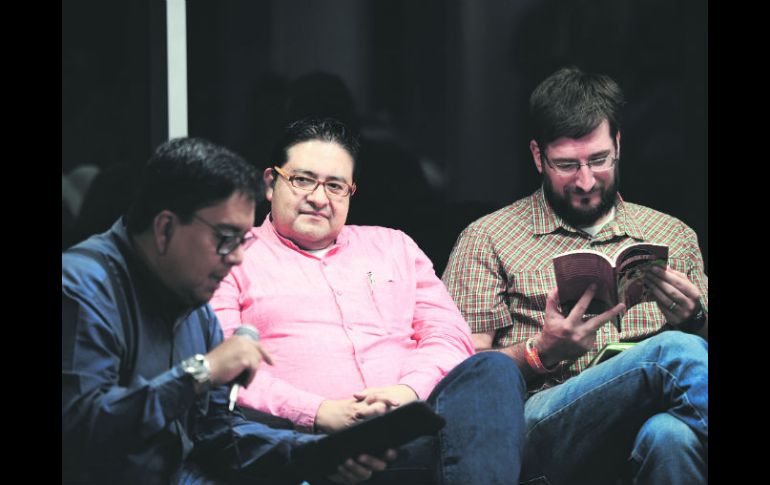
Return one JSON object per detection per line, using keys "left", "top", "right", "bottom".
{"left": 299, "top": 209, "right": 331, "bottom": 218}
{"left": 566, "top": 186, "right": 600, "bottom": 196}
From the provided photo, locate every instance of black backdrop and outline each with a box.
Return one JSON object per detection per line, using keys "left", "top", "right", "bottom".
{"left": 62, "top": 0, "right": 707, "bottom": 275}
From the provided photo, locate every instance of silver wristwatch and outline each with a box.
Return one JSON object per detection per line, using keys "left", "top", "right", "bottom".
{"left": 181, "top": 354, "right": 211, "bottom": 389}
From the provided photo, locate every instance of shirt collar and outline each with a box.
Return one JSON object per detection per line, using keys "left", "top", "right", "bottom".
{"left": 531, "top": 187, "right": 646, "bottom": 242}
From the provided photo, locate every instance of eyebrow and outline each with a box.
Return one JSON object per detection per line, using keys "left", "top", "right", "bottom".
{"left": 291, "top": 168, "right": 348, "bottom": 183}
{"left": 550, "top": 149, "right": 612, "bottom": 162}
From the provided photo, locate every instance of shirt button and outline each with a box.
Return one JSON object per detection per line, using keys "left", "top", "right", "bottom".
{"left": 336, "top": 290, "right": 342, "bottom": 296}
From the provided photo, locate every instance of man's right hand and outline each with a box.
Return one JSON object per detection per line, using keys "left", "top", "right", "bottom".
{"left": 327, "top": 449, "right": 398, "bottom": 484}
{"left": 204, "top": 335, "right": 274, "bottom": 387}
{"left": 536, "top": 284, "right": 625, "bottom": 367}
{"left": 315, "top": 398, "right": 390, "bottom": 433}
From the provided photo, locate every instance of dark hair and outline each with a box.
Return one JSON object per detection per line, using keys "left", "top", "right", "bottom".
{"left": 270, "top": 116, "right": 360, "bottom": 181}
{"left": 529, "top": 66, "right": 625, "bottom": 150}
{"left": 125, "top": 137, "right": 260, "bottom": 234}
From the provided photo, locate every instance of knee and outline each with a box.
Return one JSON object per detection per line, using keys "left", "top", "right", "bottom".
{"left": 635, "top": 413, "right": 704, "bottom": 458}
{"left": 453, "top": 352, "right": 526, "bottom": 396}
{"left": 641, "top": 331, "right": 708, "bottom": 365}
{"left": 630, "top": 413, "right": 707, "bottom": 482}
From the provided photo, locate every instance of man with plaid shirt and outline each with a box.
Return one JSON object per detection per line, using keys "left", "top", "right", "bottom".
{"left": 443, "top": 67, "right": 707, "bottom": 485}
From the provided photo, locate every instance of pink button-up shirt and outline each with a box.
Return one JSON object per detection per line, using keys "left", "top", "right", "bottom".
{"left": 210, "top": 216, "right": 474, "bottom": 430}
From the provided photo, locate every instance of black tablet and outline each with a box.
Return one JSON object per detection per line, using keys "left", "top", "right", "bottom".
{"left": 289, "top": 400, "right": 445, "bottom": 478}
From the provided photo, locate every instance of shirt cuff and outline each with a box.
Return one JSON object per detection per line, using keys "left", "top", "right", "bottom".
{"left": 291, "top": 394, "right": 327, "bottom": 432}
{"left": 398, "top": 373, "right": 440, "bottom": 401}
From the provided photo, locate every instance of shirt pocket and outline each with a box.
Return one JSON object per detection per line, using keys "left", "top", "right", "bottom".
{"left": 507, "top": 267, "right": 556, "bottom": 328}
{"left": 363, "top": 269, "right": 415, "bottom": 335}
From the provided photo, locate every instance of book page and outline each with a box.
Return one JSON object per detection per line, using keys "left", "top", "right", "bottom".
{"left": 615, "top": 244, "right": 669, "bottom": 307}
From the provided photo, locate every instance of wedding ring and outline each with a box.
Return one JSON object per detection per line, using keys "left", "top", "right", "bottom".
{"left": 668, "top": 301, "right": 678, "bottom": 312}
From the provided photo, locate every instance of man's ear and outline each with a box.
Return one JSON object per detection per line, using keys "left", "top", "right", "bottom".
{"left": 530, "top": 140, "right": 544, "bottom": 174}
{"left": 263, "top": 167, "right": 275, "bottom": 202}
{"left": 615, "top": 130, "right": 621, "bottom": 158}
{"left": 152, "top": 211, "right": 175, "bottom": 255}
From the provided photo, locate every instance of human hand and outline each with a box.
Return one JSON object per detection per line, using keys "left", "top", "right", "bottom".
{"left": 327, "top": 449, "right": 397, "bottom": 484}
{"left": 353, "top": 385, "right": 418, "bottom": 411}
{"left": 537, "top": 284, "right": 626, "bottom": 367}
{"left": 204, "top": 335, "right": 273, "bottom": 387}
{"left": 315, "top": 398, "right": 388, "bottom": 433}
{"left": 644, "top": 266, "right": 703, "bottom": 325}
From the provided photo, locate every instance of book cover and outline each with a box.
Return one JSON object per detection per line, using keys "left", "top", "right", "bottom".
{"left": 288, "top": 401, "right": 445, "bottom": 479}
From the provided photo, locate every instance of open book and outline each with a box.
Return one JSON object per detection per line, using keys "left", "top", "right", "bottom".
{"left": 552, "top": 243, "right": 668, "bottom": 330}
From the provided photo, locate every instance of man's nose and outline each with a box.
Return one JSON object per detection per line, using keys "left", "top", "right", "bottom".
{"left": 574, "top": 164, "right": 596, "bottom": 192}
{"left": 306, "top": 183, "right": 330, "bottom": 206}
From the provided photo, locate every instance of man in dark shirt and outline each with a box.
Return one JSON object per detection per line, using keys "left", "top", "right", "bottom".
{"left": 62, "top": 137, "right": 392, "bottom": 484}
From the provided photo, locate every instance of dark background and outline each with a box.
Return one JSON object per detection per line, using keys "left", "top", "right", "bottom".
{"left": 62, "top": 0, "right": 707, "bottom": 275}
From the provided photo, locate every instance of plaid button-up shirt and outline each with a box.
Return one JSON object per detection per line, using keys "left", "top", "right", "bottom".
{"left": 442, "top": 188, "right": 708, "bottom": 393}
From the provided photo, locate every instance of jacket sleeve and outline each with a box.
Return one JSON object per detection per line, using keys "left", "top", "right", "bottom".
{"left": 61, "top": 290, "right": 199, "bottom": 466}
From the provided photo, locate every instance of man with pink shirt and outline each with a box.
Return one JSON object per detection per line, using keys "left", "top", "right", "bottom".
{"left": 211, "top": 117, "right": 526, "bottom": 484}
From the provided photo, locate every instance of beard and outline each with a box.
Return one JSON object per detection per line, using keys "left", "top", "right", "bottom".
{"left": 543, "top": 168, "right": 619, "bottom": 228}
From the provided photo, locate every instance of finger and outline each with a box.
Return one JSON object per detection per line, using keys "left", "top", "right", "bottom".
{"left": 585, "top": 302, "right": 626, "bottom": 331}
{"left": 646, "top": 268, "right": 700, "bottom": 300}
{"left": 353, "top": 389, "right": 374, "bottom": 402}
{"left": 382, "top": 448, "right": 398, "bottom": 462}
{"left": 568, "top": 283, "right": 599, "bottom": 319}
{"left": 373, "top": 395, "right": 400, "bottom": 407}
{"left": 343, "top": 456, "right": 374, "bottom": 479}
{"left": 645, "top": 274, "right": 690, "bottom": 312}
{"left": 645, "top": 282, "right": 682, "bottom": 316}
{"left": 544, "top": 287, "right": 564, "bottom": 320}
{"left": 358, "top": 392, "right": 399, "bottom": 407}
{"left": 254, "top": 343, "right": 274, "bottom": 366}
{"left": 356, "top": 454, "right": 388, "bottom": 472}
{"left": 355, "top": 402, "right": 388, "bottom": 420}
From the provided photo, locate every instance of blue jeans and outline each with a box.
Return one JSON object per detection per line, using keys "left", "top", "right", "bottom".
{"left": 520, "top": 331, "right": 708, "bottom": 485}
{"left": 364, "top": 352, "right": 527, "bottom": 485}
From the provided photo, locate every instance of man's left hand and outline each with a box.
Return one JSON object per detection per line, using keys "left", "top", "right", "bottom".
{"left": 644, "top": 266, "right": 703, "bottom": 325}
{"left": 352, "top": 384, "right": 418, "bottom": 416}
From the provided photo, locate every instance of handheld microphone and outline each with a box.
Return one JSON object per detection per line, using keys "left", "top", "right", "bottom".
{"left": 228, "top": 325, "right": 260, "bottom": 412}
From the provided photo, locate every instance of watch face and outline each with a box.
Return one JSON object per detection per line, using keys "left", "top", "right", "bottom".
{"left": 184, "top": 355, "right": 210, "bottom": 383}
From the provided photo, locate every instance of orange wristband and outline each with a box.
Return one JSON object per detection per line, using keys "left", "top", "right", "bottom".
{"left": 524, "top": 337, "right": 561, "bottom": 374}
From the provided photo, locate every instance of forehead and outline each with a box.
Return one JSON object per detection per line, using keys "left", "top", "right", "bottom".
{"left": 197, "top": 191, "right": 255, "bottom": 232}
{"left": 284, "top": 140, "right": 354, "bottom": 180}
{"left": 545, "top": 120, "right": 614, "bottom": 158}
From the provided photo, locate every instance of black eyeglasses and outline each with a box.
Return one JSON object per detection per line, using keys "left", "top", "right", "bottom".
{"left": 543, "top": 153, "right": 619, "bottom": 175}
{"left": 191, "top": 215, "right": 255, "bottom": 256}
{"left": 273, "top": 166, "right": 356, "bottom": 197}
